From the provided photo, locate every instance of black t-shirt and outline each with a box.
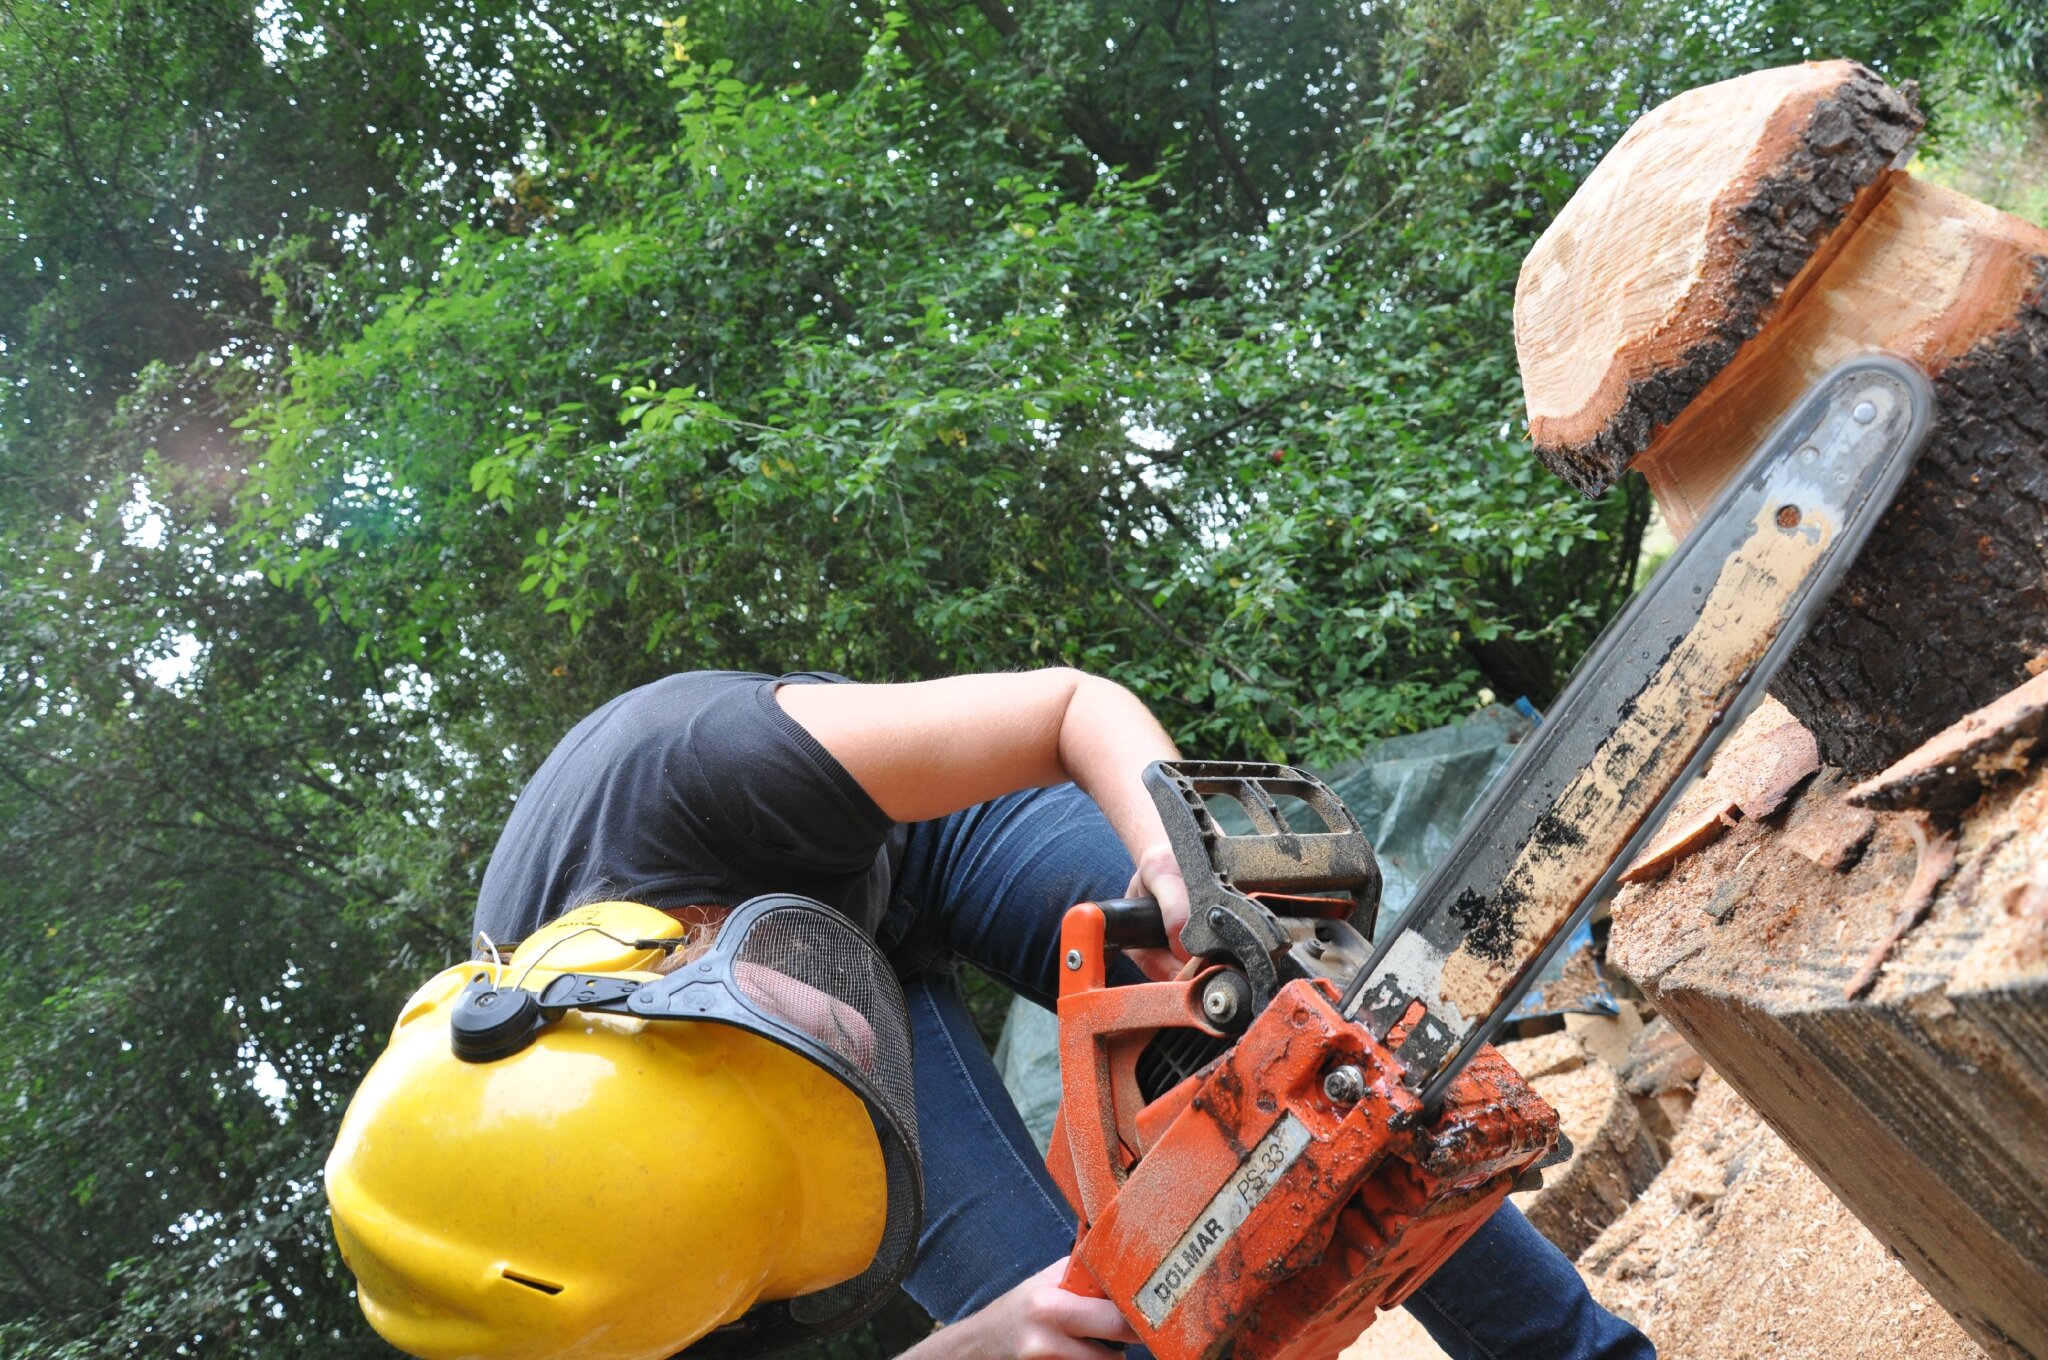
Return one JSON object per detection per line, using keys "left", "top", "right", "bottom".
{"left": 473, "top": 671, "right": 901, "bottom": 948}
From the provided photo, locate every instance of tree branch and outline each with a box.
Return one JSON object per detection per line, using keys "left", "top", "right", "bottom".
{"left": 1102, "top": 555, "right": 1312, "bottom": 729}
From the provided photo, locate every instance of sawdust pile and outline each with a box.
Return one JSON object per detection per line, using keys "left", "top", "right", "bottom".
{"left": 1342, "top": 1305, "right": 1452, "bottom": 1360}
{"left": 1338, "top": 1045, "right": 1981, "bottom": 1360}
{"left": 1581, "top": 1072, "right": 1986, "bottom": 1360}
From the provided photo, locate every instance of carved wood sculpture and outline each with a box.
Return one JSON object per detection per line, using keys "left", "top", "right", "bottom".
{"left": 1516, "top": 58, "right": 2048, "bottom": 777}
{"left": 1517, "top": 61, "right": 2048, "bottom": 1360}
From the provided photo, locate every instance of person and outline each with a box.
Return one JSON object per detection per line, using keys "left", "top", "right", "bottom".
{"left": 327, "top": 667, "right": 1652, "bottom": 1360}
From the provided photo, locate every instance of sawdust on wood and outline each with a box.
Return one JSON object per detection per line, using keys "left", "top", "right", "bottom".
{"left": 1582, "top": 1074, "right": 1986, "bottom": 1360}
{"left": 1778, "top": 792, "right": 1876, "bottom": 871}
{"left": 1621, "top": 698, "right": 1819, "bottom": 883}
{"left": 1611, "top": 743, "right": 2048, "bottom": 1007}
{"left": 1495, "top": 1029, "right": 1590, "bottom": 1082}
{"left": 1948, "top": 778, "right": 2048, "bottom": 993}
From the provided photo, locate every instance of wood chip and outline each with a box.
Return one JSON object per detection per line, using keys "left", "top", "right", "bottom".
{"left": 1622, "top": 702, "right": 1819, "bottom": 883}
{"left": 1844, "top": 816, "right": 1959, "bottom": 999}
{"left": 1620, "top": 798, "right": 1737, "bottom": 884}
{"left": 1721, "top": 715, "right": 1821, "bottom": 820}
{"left": 1781, "top": 794, "right": 1878, "bottom": 872}
{"left": 1847, "top": 669, "right": 2048, "bottom": 813}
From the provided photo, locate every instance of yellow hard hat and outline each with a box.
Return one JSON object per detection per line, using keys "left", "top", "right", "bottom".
{"left": 326, "top": 897, "right": 922, "bottom": 1360}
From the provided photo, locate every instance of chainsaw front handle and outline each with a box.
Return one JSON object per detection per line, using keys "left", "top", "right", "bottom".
{"left": 1094, "top": 896, "right": 1168, "bottom": 951}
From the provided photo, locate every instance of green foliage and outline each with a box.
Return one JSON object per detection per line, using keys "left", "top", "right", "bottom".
{"left": 1915, "top": 3, "right": 2048, "bottom": 227}
{"left": 231, "top": 3, "right": 1646, "bottom": 764}
{"left": 2, "top": 1, "right": 2042, "bottom": 1355}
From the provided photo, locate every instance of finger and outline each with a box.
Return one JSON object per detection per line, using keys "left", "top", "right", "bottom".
{"left": 1022, "top": 1331, "right": 1127, "bottom": 1360}
{"left": 1122, "top": 944, "right": 1181, "bottom": 982}
{"left": 1131, "top": 847, "right": 1192, "bottom": 960}
{"left": 1043, "top": 1285, "right": 1142, "bottom": 1344}
{"left": 1155, "top": 881, "right": 1191, "bottom": 959}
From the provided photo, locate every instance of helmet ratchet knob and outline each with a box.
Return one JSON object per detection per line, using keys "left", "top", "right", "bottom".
{"left": 450, "top": 975, "right": 544, "bottom": 1062}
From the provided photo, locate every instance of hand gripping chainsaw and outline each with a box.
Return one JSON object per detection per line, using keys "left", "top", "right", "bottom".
{"left": 1044, "top": 357, "right": 1933, "bottom": 1360}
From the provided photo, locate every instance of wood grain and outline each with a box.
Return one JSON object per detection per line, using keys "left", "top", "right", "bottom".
{"left": 1516, "top": 61, "right": 1919, "bottom": 493}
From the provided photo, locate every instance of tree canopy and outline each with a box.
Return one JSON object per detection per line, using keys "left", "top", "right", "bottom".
{"left": 2, "top": 0, "right": 2042, "bottom": 1354}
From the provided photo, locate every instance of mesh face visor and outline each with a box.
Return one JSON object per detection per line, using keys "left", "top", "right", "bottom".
{"left": 448, "top": 894, "right": 922, "bottom": 1357}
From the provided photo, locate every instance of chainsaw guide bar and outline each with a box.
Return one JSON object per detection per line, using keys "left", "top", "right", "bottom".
{"left": 1045, "top": 358, "right": 1930, "bottom": 1360}
{"left": 1339, "top": 355, "right": 1933, "bottom": 1108}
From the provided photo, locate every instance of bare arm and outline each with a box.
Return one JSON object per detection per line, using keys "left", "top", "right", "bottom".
{"left": 774, "top": 668, "right": 1190, "bottom": 965}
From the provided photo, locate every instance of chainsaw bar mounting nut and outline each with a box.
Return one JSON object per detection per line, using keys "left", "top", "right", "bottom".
{"left": 1322, "top": 1064, "right": 1367, "bottom": 1106}
{"left": 1200, "top": 972, "right": 1253, "bottom": 1031}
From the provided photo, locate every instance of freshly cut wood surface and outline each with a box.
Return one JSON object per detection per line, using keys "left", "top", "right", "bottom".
{"left": 1515, "top": 61, "right": 1919, "bottom": 494}
{"left": 1633, "top": 178, "right": 2048, "bottom": 532}
{"left": 1607, "top": 702, "right": 2048, "bottom": 1359}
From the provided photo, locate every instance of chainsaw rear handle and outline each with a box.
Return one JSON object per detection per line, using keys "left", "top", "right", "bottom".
{"left": 1052, "top": 900, "right": 1229, "bottom": 1226}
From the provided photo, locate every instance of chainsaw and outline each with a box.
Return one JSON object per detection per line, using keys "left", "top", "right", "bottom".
{"left": 1043, "top": 356, "right": 1933, "bottom": 1360}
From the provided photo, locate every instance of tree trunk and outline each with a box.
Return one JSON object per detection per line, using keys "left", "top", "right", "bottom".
{"left": 1516, "top": 59, "right": 2048, "bottom": 777}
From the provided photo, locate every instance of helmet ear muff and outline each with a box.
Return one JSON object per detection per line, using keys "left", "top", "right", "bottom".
{"left": 448, "top": 974, "right": 544, "bottom": 1061}
{"left": 447, "top": 902, "right": 688, "bottom": 1062}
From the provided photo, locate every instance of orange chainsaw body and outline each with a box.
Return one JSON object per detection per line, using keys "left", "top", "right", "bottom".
{"left": 1046, "top": 902, "right": 1559, "bottom": 1360}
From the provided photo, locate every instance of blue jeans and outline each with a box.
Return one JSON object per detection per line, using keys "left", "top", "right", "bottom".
{"left": 880, "top": 783, "right": 1652, "bottom": 1360}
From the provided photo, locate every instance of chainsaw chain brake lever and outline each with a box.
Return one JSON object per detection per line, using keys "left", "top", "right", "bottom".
{"left": 1141, "top": 760, "right": 1382, "bottom": 1014}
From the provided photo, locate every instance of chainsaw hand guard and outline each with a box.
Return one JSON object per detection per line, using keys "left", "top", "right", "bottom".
{"left": 1143, "top": 762, "right": 1380, "bottom": 1014}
